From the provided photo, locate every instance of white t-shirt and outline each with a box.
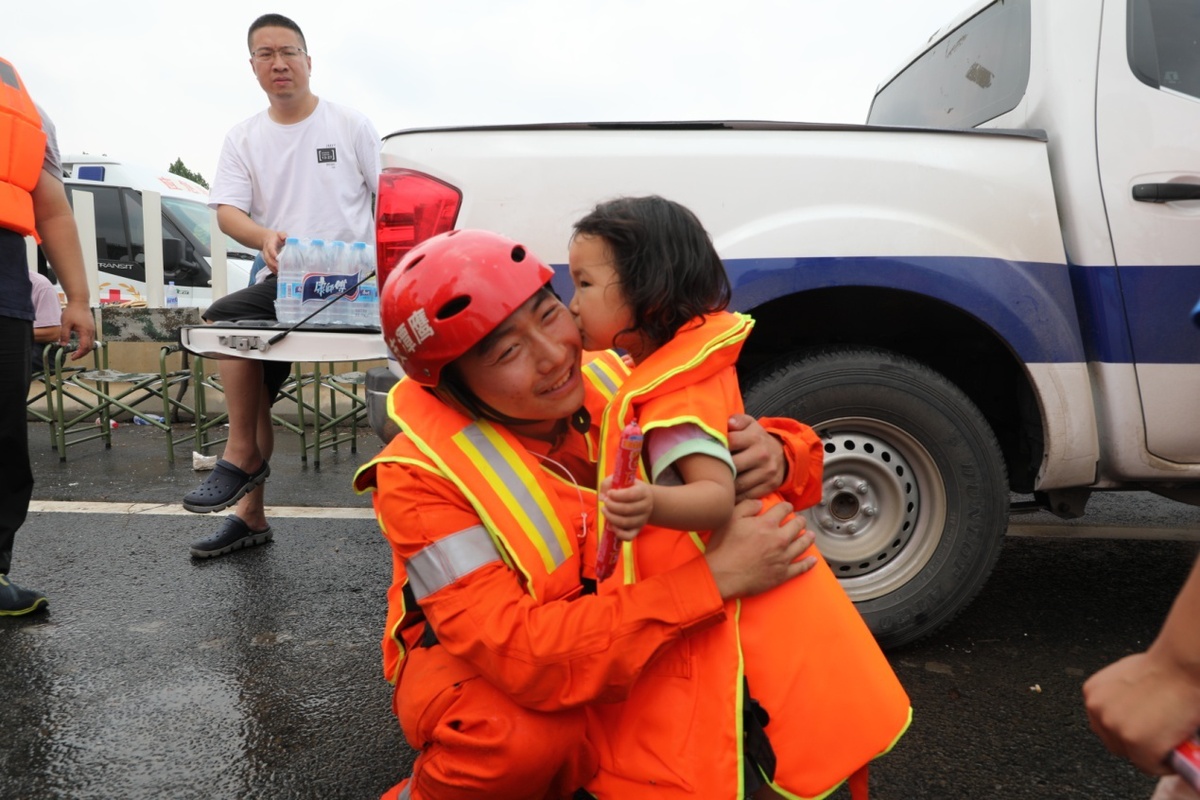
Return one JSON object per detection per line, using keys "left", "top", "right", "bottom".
{"left": 209, "top": 98, "right": 381, "bottom": 252}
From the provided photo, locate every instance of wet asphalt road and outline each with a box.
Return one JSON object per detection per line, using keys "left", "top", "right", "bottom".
{"left": 5, "top": 422, "right": 1200, "bottom": 799}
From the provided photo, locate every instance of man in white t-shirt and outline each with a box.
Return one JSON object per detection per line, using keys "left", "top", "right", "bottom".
{"left": 182, "top": 13, "right": 381, "bottom": 558}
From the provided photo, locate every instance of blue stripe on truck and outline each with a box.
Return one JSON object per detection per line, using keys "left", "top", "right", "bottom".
{"left": 723, "top": 254, "right": 1085, "bottom": 364}
{"left": 1076, "top": 264, "right": 1200, "bottom": 365}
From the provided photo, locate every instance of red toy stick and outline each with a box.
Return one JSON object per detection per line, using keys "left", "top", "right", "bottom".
{"left": 1170, "top": 735, "right": 1200, "bottom": 791}
{"left": 595, "top": 420, "right": 643, "bottom": 581}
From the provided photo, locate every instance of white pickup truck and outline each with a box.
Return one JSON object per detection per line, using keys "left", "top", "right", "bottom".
{"left": 186, "top": 0, "right": 1200, "bottom": 648}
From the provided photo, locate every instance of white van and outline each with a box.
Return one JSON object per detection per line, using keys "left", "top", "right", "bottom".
{"left": 54, "top": 155, "right": 255, "bottom": 308}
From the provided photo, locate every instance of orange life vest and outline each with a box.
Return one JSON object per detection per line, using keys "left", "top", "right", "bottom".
{"left": 592, "top": 311, "right": 912, "bottom": 799}
{"left": 353, "top": 351, "right": 628, "bottom": 684}
{"left": 0, "top": 58, "right": 46, "bottom": 239}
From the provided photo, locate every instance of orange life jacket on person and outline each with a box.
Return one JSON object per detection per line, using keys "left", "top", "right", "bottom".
{"left": 353, "top": 351, "right": 629, "bottom": 684}
{"left": 0, "top": 58, "right": 47, "bottom": 239}
{"left": 591, "top": 311, "right": 912, "bottom": 800}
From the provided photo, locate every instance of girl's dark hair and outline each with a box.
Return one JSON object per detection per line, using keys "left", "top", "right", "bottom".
{"left": 248, "top": 13, "right": 307, "bottom": 51}
{"left": 572, "top": 196, "right": 730, "bottom": 351}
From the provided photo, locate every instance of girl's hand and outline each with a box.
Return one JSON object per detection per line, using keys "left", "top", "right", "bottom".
{"left": 600, "top": 477, "right": 654, "bottom": 541}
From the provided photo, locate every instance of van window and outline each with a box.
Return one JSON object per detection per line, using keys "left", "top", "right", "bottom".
{"left": 124, "top": 191, "right": 210, "bottom": 288}
{"left": 162, "top": 196, "right": 257, "bottom": 264}
{"left": 868, "top": 0, "right": 1032, "bottom": 128}
{"left": 65, "top": 184, "right": 211, "bottom": 288}
{"left": 81, "top": 185, "right": 131, "bottom": 264}
{"left": 68, "top": 184, "right": 138, "bottom": 279}
{"left": 1128, "top": 0, "right": 1200, "bottom": 100}
{"left": 162, "top": 197, "right": 220, "bottom": 258}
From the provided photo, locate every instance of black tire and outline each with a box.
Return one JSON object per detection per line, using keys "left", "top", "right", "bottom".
{"left": 743, "top": 346, "right": 1008, "bottom": 649}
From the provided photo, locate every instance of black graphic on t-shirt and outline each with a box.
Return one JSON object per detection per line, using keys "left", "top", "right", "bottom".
{"left": 317, "top": 147, "right": 337, "bottom": 164}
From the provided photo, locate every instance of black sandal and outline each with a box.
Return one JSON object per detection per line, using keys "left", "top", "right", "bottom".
{"left": 189, "top": 514, "right": 274, "bottom": 558}
{"left": 182, "top": 459, "right": 270, "bottom": 513}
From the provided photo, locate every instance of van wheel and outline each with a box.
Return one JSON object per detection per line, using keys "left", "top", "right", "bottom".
{"left": 742, "top": 346, "right": 1008, "bottom": 649}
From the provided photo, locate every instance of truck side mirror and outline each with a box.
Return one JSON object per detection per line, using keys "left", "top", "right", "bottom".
{"left": 162, "top": 237, "right": 183, "bottom": 270}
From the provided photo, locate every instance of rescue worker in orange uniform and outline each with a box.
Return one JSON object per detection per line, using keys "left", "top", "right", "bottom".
{"left": 354, "top": 229, "right": 820, "bottom": 799}
{"left": 0, "top": 57, "right": 95, "bottom": 614}
{"left": 568, "top": 196, "right": 910, "bottom": 799}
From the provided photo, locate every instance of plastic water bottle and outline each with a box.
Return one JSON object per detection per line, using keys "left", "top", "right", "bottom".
{"left": 165, "top": 281, "right": 178, "bottom": 308}
{"left": 351, "top": 241, "right": 379, "bottom": 327}
{"left": 274, "top": 237, "right": 303, "bottom": 323}
{"left": 301, "top": 239, "right": 328, "bottom": 323}
{"left": 326, "top": 240, "right": 351, "bottom": 325}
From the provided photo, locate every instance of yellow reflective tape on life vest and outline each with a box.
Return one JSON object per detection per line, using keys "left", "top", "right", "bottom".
{"left": 582, "top": 353, "right": 624, "bottom": 399}
{"left": 643, "top": 412, "right": 724, "bottom": 450}
{"left": 631, "top": 313, "right": 752, "bottom": 402}
{"left": 407, "top": 525, "right": 503, "bottom": 601}
{"left": 453, "top": 421, "right": 573, "bottom": 574}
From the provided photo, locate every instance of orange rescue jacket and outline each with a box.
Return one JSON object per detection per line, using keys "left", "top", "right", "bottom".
{"left": 0, "top": 58, "right": 46, "bottom": 239}
{"left": 591, "top": 311, "right": 912, "bottom": 800}
{"left": 355, "top": 351, "right": 629, "bottom": 685}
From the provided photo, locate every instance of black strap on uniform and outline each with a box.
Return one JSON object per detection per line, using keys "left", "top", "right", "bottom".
{"left": 401, "top": 583, "right": 423, "bottom": 621}
{"left": 572, "top": 790, "right": 595, "bottom": 800}
{"left": 742, "top": 676, "right": 777, "bottom": 794}
{"left": 401, "top": 583, "right": 439, "bottom": 648}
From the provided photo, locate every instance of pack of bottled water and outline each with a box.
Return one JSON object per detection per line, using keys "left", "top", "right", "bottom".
{"left": 274, "top": 238, "right": 380, "bottom": 327}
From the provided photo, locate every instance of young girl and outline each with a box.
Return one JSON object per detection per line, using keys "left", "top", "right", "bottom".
{"left": 568, "top": 196, "right": 910, "bottom": 800}
{"left": 569, "top": 195, "right": 745, "bottom": 542}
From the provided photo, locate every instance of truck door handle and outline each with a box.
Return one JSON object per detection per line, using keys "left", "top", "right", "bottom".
{"left": 1132, "top": 183, "right": 1200, "bottom": 203}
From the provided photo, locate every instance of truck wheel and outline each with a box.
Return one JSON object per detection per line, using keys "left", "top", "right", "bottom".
{"left": 742, "top": 346, "right": 1008, "bottom": 649}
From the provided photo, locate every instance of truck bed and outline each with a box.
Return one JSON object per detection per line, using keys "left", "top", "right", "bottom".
{"left": 180, "top": 321, "right": 386, "bottom": 363}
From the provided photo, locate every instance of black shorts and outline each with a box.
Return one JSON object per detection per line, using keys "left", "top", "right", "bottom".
{"left": 202, "top": 275, "right": 291, "bottom": 402}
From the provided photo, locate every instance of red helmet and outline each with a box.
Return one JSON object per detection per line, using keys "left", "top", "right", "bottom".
{"left": 380, "top": 229, "right": 555, "bottom": 386}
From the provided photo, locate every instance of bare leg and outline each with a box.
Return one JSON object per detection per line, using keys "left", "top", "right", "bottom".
{"left": 229, "top": 388, "right": 275, "bottom": 531}
{"left": 217, "top": 356, "right": 268, "bottom": 475}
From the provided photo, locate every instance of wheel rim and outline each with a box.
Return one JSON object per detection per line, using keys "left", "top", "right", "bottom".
{"left": 803, "top": 416, "right": 947, "bottom": 602}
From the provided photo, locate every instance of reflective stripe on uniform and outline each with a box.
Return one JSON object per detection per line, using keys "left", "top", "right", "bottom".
{"left": 407, "top": 525, "right": 503, "bottom": 601}
{"left": 582, "top": 355, "right": 622, "bottom": 398}
{"left": 454, "top": 422, "right": 573, "bottom": 572}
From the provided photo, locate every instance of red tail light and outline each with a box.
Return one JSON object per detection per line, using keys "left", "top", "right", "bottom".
{"left": 375, "top": 168, "right": 461, "bottom": 289}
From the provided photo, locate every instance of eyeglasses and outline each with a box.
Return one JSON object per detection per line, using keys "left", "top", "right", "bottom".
{"left": 251, "top": 46, "right": 306, "bottom": 63}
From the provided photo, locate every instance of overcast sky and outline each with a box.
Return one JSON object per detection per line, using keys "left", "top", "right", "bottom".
{"left": 8, "top": 0, "right": 973, "bottom": 182}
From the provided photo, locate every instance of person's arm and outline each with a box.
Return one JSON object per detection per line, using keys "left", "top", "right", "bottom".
{"left": 31, "top": 168, "right": 94, "bottom": 359}
{"left": 30, "top": 275, "right": 61, "bottom": 345}
{"left": 376, "top": 462, "right": 813, "bottom": 712}
{"left": 354, "top": 114, "right": 382, "bottom": 205}
{"left": 704, "top": 496, "right": 816, "bottom": 598}
{"left": 33, "top": 324, "right": 61, "bottom": 344}
{"left": 1084, "top": 556, "right": 1200, "bottom": 775}
{"left": 215, "top": 204, "right": 287, "bottom": 271}
{"left": 730, "top": 413, "right": 826, "bottom": 502}
{"left": 602, "top": 454, "right": 735, "bottom": 538}
{"left": 753, "top": 415, "right": 825, "bottom": 510}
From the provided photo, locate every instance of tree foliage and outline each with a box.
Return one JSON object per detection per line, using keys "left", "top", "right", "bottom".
{"left": 168, "top": 157, "right": 209, "bottom": 189}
